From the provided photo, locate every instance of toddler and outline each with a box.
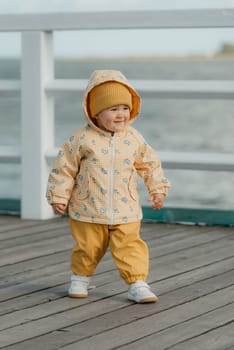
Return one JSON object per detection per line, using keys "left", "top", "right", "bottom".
{"left": 46, "top": 70, "right": 170, "bottom": 303}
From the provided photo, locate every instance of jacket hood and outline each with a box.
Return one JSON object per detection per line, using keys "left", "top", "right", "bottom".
{"left": 83, "top": 70, "right": 141, "bottom": 130}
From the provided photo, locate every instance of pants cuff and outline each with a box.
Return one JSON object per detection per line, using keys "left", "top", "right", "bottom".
{"left": 125, "top": 275, "right": 147, "bottom": 284}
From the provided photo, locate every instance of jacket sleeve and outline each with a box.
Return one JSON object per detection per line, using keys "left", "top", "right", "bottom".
{"left": 46, "top": 135, "right": 80, "bottom": 206}
{"left": 134, "top": 139, "right": 170, "bottom": 196}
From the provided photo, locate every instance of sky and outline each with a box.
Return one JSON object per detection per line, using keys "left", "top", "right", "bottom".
{"left": 0, "top": 0, "right": 234, "bottom": 58}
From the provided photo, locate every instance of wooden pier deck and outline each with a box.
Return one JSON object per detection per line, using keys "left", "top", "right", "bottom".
{"left": 0, "top": 215, "right": 233, "bottom": 350}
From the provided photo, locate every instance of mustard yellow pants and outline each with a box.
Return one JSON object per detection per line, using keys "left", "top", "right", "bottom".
{"left": 69, "top": 219, "right": 149, "bottom": 284}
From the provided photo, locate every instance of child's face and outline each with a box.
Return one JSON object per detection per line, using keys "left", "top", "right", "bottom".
{"left": 95, "top": 105, "right": 131, "bottom": 133}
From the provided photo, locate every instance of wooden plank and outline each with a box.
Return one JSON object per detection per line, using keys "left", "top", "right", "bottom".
{"left": 1, "top": 229, "right": 233, "bottom": 301}
{"left": 0, "top": 223, "right": 212, "bottom": 281}
{"left": 0, "top": 220, "right": 168, "bottom": 245}
{"left": 0, "top": 266, "right": 233, "bottom": 348}
{"left": 118, "top": 304, "right": 234, "bottom": 350}
{"left": 0, "top": 234, "right": 73, "bottom": 267}
{"left": 0, "top": 219, "right": 68, "bottom": 240}
{"left": 0, "top": 219, "right": 187, "bottom": 245}
{"left": 3, "top": 285, "right": 232, "bottom": 350}
{"left": 0, "top": 282, "right": 69, "bottom": 317}
{"left": 143, "top": 223, "right": 215, "bottom": 241}
{"left": 150, "top": 237, "right": 234, "bottom": 267}
{"left": 1, "top": 227, "right": 223, "bottom": 285}
{"left": 151, "top": 257, "right": 234, "bottom": 296}
{"left": 0, "top": 225, "right": 71, "bottom": 250}
{"left": 0, "top": 259, "right": 69, "bottom": 289}
{"left": 60, "top": 287, "right": 234, "bottom": 350}
{"left": 0, "top": 269, "right": 70, "bottom": 303}
{"left": 1, "top": 249, "right": 233, "bottom": 317}
{"left": 1, "top": 226, "right": 233, "bottom": 305}
{"left": 169, "top": 323, "right": 234, "bottom": 350}
{"left": 139, "top": 222, "right": 194, "bottom": 239}
{"left": 0, "top": 219, "right": 42, "bottom": 234}
{"left": 0, "top": 251, "right": 69, "bottom": 279}
{"left": 0, "top": 215, "right": 20, "bottom": 224}
{"left": 0, "top": 219, "right": 233, "bottom": 349}
{"left": 1, "top": 255, "right": 233, "bottom": 329}
{"left": 0, "top": 222, "right": 215, "bottom": 276}
{"left": 0, "top": 222, "right": 223, "bottom": 267}
{"left": 148, "top": 230, "right": 230, "bottom": 258}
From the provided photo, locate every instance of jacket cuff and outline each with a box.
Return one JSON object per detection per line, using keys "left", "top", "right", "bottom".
{"left": 149, "top": 187, "right": 169, "bottom": 196}
{"left": 46, "top": 191, "right": 69, "bottom": 206}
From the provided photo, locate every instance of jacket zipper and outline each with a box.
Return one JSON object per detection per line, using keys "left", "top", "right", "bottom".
{"left": 109, "top": 135, "right": 115, "bottom": 224}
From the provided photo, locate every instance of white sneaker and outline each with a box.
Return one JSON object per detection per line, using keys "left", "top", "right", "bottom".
{"left": 128, "top": 281, "right": 158, "bottom": 303}
{"left": 68, "top": 274, "right": 90, "bottom": 298}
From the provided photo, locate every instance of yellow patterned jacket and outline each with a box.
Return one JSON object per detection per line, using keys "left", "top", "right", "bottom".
{"left": 46, "top": 70, "right": 170, "bottom": 224}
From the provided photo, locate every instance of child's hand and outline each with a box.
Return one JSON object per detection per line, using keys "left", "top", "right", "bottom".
{"left": 52, "top": 203, "right": 67, "bottom": 215}
{"left": 148, "top": 193, "right": 165, "bottom": 210}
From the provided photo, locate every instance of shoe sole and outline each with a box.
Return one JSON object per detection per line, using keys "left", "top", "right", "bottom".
{"left": 139, "top": 296, "right": 158, "bottom": 303}
{"left": 128, "top": 296, "right": 159, "bottom": 303}
{"left": 68, "top": 293, "right": 88, "bottom": 298}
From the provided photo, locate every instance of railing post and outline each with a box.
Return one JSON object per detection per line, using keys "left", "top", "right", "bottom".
{"left": 21, "top": 31, "right": 54, "bottom": 219}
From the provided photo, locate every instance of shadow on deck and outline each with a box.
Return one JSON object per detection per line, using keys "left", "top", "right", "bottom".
{"left": 0, "top": 215, "right": 233, "bottom": 350}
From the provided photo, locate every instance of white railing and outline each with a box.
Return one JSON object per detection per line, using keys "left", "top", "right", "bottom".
{"left": 0, "top": 9, "right": 234, "bottom": 219}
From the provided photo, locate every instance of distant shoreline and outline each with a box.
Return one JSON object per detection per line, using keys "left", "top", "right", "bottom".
{"left": 1, "top": 53, "right": 234, "bottom": 62}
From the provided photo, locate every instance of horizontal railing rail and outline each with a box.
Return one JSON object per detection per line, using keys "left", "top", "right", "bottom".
{"left": 2, "top": 79, "right": 234, "bottom": 99}
{"left": 0, "top": 8, "right": 233, "bottom": 219}
{"left": 0, "top": 9, "right": 234, "bottom": 31}
{"left": 46, "top": 79, "right": 234, "bottom": 99}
